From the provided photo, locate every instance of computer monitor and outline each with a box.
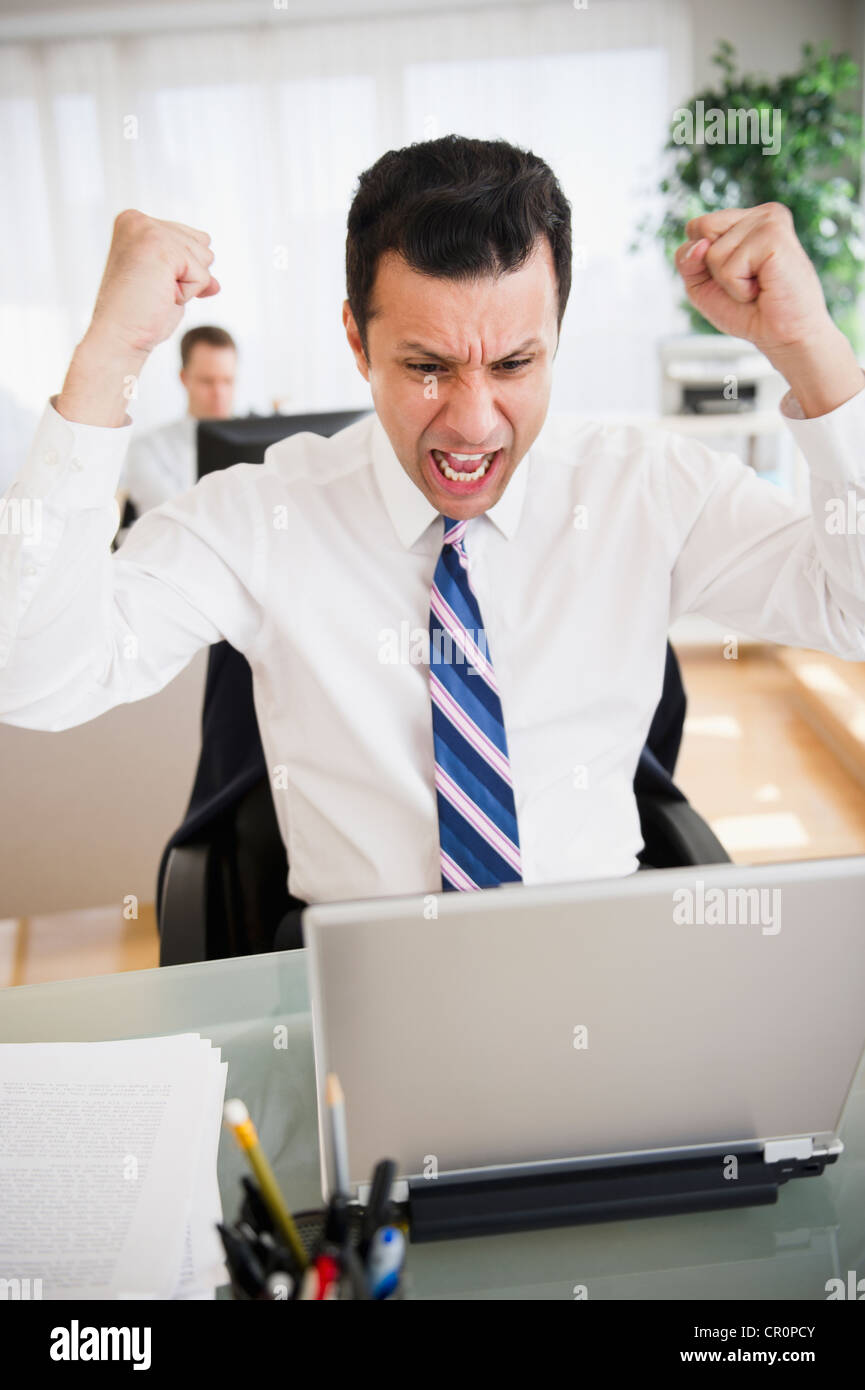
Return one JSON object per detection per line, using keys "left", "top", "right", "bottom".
{"left": 196, "top": 409, "right": 371, "bottom": 479}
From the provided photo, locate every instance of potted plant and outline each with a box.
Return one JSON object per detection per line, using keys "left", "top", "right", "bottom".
{"left": 638, "top": 40, "right": 865, "bottom": 351}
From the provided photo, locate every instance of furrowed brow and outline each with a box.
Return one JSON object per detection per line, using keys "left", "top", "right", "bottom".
{"left": 396, "top": 338, "right": 542, "bottom": 363}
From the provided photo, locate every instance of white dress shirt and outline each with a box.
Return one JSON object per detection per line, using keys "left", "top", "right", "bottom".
{"left": 1, "top": 387, "right": 864, "bottom": 903}
{"left": 120, "top": 414, "right": 197, "bottom": 515}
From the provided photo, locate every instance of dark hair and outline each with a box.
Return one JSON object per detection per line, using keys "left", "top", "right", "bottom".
{"left": 180, "top": 325, "right": 236, "bottom": 368}
{"left": 345, "top": 135, "right": 572, "bottom": 357}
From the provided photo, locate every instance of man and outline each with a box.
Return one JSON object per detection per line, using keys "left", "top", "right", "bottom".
{"left": 1, "top": 136, "right": 863, "bottom": 903}
{"left": 120, "top": 325, "right": 237, "bottom": 516}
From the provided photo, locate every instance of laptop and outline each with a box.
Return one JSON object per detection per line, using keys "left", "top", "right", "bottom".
{"left": 303, "top": 855, "right": 865, "bottom": 1240}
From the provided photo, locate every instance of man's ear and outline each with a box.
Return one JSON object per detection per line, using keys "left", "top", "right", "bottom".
{"left": 342, "top": 300, "right": 370, "bottom": 382}
{"left": 179, "top": 367, "right": 188, "bottom": 388}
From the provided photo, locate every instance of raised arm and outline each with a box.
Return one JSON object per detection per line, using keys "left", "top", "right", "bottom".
{"left": 57, "top": 209, "right": 220, "bottom": 428}
{"left": 675, "top": 202, "right": 863, "bottom": 420}
{"left": 666, "top": 204, "right": 865, "bottom": 654}
{"left": 0, "top": 213, "right": 262, "bottom": 731}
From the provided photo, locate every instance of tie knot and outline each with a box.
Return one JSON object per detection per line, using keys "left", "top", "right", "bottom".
{"left": 442, "top": 515, "right": 468, "bottom": 550}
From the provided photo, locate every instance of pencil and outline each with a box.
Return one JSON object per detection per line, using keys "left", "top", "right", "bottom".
{"left": 223, "top": 1098, "right": 308, "bottom": 1271}
{"left": 326, "top": 1072, "right": 351, "bottom": 1196}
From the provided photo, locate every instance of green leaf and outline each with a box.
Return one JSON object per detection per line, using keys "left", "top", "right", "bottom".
{"left": 638, "top": 40, "right": 865, "bottom": 321}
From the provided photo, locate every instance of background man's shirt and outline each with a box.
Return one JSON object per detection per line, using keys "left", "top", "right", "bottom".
{"left": 1, "top": 390, "right": 864, "bottom": 903}
{"left": 121, "top": 414, "right": 197, "bottom": 515}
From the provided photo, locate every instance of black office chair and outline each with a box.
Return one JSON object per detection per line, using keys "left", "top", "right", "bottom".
{"left": 157, "top": 640, "right": 730, "bottom": 967}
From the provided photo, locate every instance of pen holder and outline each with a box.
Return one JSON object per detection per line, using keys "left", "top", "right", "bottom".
{"left": 221, "top": 1191, "right": 410, "bottom": 1301}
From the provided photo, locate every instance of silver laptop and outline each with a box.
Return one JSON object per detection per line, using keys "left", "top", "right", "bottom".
{"left": 304, "top": 856, "right": 865, "bottom": 1234}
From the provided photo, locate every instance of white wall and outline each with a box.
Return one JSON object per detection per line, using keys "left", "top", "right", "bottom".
{"left": 689, "top": 0, "right": 861, "bottom": 91}
{"left": 0, "top": 650, "right": 207, "bottom": 917}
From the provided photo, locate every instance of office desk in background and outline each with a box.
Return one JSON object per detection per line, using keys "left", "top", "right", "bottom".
{"left": 2, "top": 949, "right": 862, "bottom": 1301}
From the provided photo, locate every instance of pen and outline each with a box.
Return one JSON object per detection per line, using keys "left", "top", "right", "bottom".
{"left": 247, "top": 1223, "right": 301, "bottom": 1278}
{"left": 217, "top": 1222, "right": 267, "bottom": 1300}
{"left": 366, "top": 1225, "right": 405, "bottom": 1299}
{"left": 323, "top": 1191, "right": 350, "bottom": 1249}
{"left": 338, "top": 1245, "right": 371, "bottom": 1300}
{"left": 325, "top": 1073, "right": 351, "bottom": 1197}
{"left": 240, "top": 1174, "right": 274, "bottom": 1235}
{"left": 313, "top": 1253, "right": 340, "bottom": 1300}
{"left": 244, "top": 1227, "right": 284, "bottom": 1274}
{"left": 359, "top": 1157, "right": 397, "bottom": 1259}
{"left": 223, "top": 1098, "right": 308, "bottom": 1272}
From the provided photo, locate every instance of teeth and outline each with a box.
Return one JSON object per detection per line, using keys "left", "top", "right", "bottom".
{"left": 432, "top": 449, "right": 495, "bottom": 483}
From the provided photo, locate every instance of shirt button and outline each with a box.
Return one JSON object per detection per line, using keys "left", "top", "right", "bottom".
{"left": 71, "top": 457, "right": 83, "bottom": 470}
{"left": 23, "top": 563, "right": 37, "bottom": 576}
{"left": 43, "top": 449, "right": 58, "bottom": 466}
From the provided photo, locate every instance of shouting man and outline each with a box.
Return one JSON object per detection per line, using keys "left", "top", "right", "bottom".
{"left": 1, "top": 136, "right": 863, "bottom": 903}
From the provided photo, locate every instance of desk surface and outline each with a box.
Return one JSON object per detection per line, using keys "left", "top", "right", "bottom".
{"left": 3, "top": 950, "right": 863, "bottom": 1301}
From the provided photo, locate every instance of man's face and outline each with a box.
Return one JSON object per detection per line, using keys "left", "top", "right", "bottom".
{"left": 180, "top": 344, "right": 236, "bottom": 420}
{"left": 343, "top": 239, "right": 559, "bottom": 520}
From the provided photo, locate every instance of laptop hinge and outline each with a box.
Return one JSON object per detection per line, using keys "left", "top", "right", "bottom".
{"left": 405, "top": 1149, "right": 784, "bottom": 1242}
{"left": 762, "top": 1137, "right": 815, "bottom": 1165}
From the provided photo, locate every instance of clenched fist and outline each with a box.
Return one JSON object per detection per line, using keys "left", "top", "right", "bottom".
{"left": 675, "top": 203, "right": 864, "bottom": 418}
{"left": 58, "top": 210, "right": 220, "bottom": 427}
{"left": 675, "top": 203, "right": 827, "bottom": 352}
{"left": 91, "top": 210, "right": 220, "bottom": 356}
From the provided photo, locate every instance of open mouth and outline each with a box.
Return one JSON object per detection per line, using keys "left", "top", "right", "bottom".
{"left": 426, "top": 448, "right": 502, "bottom": 494}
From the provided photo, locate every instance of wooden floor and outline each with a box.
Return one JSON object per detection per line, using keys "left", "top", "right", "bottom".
{"left": 0, "top": 902, "right": 160, "bottom": 988}
{"left": 3, "top": 645, "right": 865, "bottom": 987}
{"left": 675, "top": 648, "right": 865, "bottom": 863}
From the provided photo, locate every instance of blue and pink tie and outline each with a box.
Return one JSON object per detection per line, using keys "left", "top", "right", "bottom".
{"left": 429, "top": 515, "right": 523, "bottom": 891}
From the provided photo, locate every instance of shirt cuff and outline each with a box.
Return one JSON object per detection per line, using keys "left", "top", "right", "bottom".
{"left": 780, "top": 373, "right": 865, "bottom": 482}
{"left": 10, "top": 397, "right": 135, "bottom": 509}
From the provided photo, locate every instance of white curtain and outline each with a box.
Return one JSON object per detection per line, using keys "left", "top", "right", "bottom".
{"left": 0, "top": 0, "right": 692, "bottom": 442}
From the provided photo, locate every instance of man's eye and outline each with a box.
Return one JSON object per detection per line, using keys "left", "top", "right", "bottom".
{"left": 406, "top": 357, "right": 533, "bottom": 374}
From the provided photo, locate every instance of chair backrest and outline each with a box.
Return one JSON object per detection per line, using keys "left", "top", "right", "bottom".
{"left": 156, "top": 639, "right": 298, "bottom": 963}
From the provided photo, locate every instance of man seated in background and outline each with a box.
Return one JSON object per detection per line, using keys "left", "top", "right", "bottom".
{"left": 118, "top": 325, "right": 237, "bottom": 520}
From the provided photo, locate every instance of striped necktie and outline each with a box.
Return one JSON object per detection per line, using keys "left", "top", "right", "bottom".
{"left": 429, "top": 514, "right": 522, "bottom": 892}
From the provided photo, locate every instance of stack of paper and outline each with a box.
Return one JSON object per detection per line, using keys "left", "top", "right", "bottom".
{"left": 0, "top": 1034, "right": 228, "bottom": 1299}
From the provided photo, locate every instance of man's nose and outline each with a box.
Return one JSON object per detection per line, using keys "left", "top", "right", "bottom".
{"left": 441, "top": 381, "right": 498, "bottom": 447}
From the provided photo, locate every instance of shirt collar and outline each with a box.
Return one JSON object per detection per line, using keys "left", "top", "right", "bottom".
{"left": 370, "top": 413, "right": 528, "bottom": 549}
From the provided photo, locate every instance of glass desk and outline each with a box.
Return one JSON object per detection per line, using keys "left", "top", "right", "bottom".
{"left": 2, "top": 948, "right": 863, "bottom": 1301}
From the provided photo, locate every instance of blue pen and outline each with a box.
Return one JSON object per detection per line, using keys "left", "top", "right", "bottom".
{"left": 366, "top": 1225, "right": 405, "bottom": 1299}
